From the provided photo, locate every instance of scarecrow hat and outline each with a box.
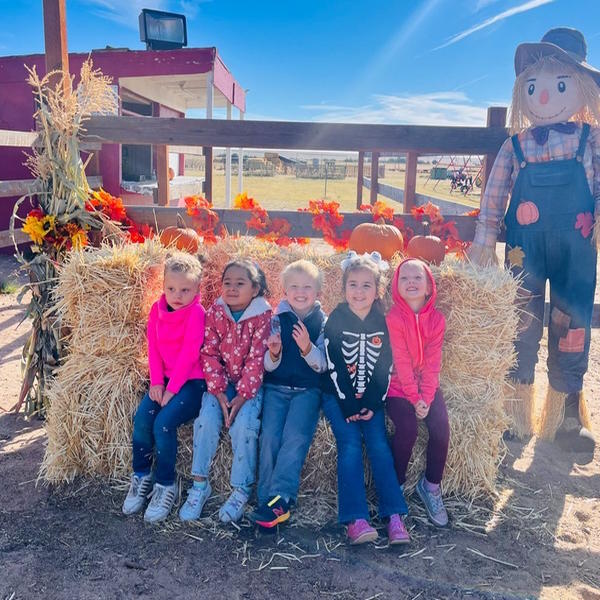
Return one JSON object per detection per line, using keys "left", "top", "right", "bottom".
{"left": 514, "top": 27, "right": 600, "bottom": 86}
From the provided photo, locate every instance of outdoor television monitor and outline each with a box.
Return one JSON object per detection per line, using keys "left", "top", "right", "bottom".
{"left": 139, "top": 9, "right": 187, "bottom": 50}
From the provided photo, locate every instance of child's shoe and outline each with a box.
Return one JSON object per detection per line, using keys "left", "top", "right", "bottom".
{"left": 253, "top": 495, "right": 290, "bottom": 528}
{"left": 347, "top": 519, "right": 378, "bottom": 545}
{"left": 218, "top": 488, "right": 249, "bottom": 523}
{"left": 179, "top": 481, "right": 212, "bottom": 521}
{"left": 416, "top": 475, "right": 448, "bottom": 527}
{"left": 122, "top": 473, "right": 153, "bottom": 515}
{"left": 143, "top": 482, "right": 177, "bottom": 523}
{"left": 387, "top": 514, "right": 410, "bottom": 545}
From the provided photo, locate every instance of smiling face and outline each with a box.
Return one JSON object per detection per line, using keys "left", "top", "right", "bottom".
{"left": 164, "top": 270, "right": 200, "bottom": 311}
{"left": 523, "top": 63, "right": 584, "bottom": 126}
{"left": 345, "top": 267, "right": 378, "bottom": 319}
{"left": 397, "top": 260, "right": 430, "bottom": 313}
{"left": 284, "top": 271, "right": 319, "bottom": 317}
{"left": 221, "top": 265, "right": 258, "bottom": 312}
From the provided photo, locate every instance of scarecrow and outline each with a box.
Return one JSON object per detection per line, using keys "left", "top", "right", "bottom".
{"left": 469, "top": 28, "right": 600, "bottom": 454}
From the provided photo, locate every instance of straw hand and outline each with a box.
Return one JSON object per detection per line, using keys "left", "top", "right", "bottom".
{"left": 149, "top": 385, "right": 164, "bottom": 403}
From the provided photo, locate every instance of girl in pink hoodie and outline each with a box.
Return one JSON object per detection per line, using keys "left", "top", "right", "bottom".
{"left": 122, "top": 252, "right": 206, "bottom": 524}
{"left": 180, "top": 259, "right": 272, "bottom": 524}
{"left": 386, "top": 258, "right": 450, "bottom": 527}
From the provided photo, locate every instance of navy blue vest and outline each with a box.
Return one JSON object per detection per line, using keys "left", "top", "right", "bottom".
{"left": 264, "top": 308, "right": 325, "bottom": 389}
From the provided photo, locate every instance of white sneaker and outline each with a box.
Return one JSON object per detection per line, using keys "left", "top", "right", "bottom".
{"left": 218, "top": 488, "right": 249, "bottom": 523}
{"left": 122, "top": 473, "right": 153, "bottom": 515}
{"left": 143, "top": 483, "right": 177, "bottom": 523}
{"left": 179, "top": 482, "right": 212, "bottom": 521}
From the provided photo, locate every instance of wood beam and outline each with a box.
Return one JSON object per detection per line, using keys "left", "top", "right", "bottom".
{"left": 403, "top": 152, "right": 418, "bottom": 212}
{"left": 156, "top": 145, "right": 169, "bottom": 206}
{"left": 369, "top": 152, "right": 379, "bottom": 205}
{"left": 42, "top": 0, "right": 69, "bottom": 93}
{"left": 356, "top": 151, "right": 364, "bottom": 209}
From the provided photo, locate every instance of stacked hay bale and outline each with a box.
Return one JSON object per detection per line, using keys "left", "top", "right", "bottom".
{"left": 41, "top": 241, "right": 165, "bottom": 483}
{"left": 41, "top": 237, "right": 518, "bottom": 508}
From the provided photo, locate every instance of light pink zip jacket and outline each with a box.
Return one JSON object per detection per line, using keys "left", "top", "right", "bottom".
{"left": 147, "top": 294, "right": 206, "bottom": 395}
{"left": 386, "top": 259, "right": 445, "bottom": 406}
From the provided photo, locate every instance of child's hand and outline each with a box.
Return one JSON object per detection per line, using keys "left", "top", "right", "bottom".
{"left": 160, "top": 390, "right": 175, "bottom": 406}
{"left": 292, "top": 321, "right": 311, "bottom": 355}
{"left": 415, "top": 400, "right": 430, "bottom": 420}
{"left": 149, "top": 385, "right": 164, "bottom": 403}
{"left": 216, "top": 392, "right": 230, "bottom": 422}
{"left": 345, "top": 414, "right": 361, "bottom": 423}
{"left": 226, "top": 395, "right": 246, "bottom": 428}
{"left": 358, "top": 408, "right": 374, "bottom": 421}
{"left": 267, "top": 333, "right": 282, "bottom": 358}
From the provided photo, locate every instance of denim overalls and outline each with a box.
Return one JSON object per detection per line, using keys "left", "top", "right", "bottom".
{"left": 504, "top": 123, "right": 597, "bottom": 393}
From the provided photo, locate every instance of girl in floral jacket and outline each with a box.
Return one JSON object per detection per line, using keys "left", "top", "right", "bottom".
{"left": 180, "top": 259, "right": 271, "bottom": 523}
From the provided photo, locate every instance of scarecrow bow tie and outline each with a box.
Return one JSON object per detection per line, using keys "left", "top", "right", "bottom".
{"left": 531, "top": 122, "right": 577, "bottom": 145}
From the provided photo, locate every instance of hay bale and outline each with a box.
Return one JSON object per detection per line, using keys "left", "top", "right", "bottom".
{"left": 41, "top": 240, "right": 165, "bottom": 483}
{"left": 42, "top": 238, "right": 518, "bottom": 510}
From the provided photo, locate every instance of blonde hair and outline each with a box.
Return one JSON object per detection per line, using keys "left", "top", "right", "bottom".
{"left": 164, "top": 252, "right": 203, "bottom": 283}
{"left": 509, "top": 55, "right": 600, "bottom": 134}
{"left": 281, "top": 259, "right": 323, "bottom": 292}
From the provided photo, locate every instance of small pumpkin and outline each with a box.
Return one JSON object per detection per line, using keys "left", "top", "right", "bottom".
{"left": 160, "top": 214, "right": 201, "bottom": 253}
{"left": 516, "top": 201, "right": 539, "bottom": 225}
{"left": 406, "top": 234, "right": 445, "bottom": 265}
{"left": 348, "top": 218, "right": 404, "bottom": 260}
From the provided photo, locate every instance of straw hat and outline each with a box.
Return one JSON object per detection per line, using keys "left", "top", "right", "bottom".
{"left": 514, "top": 27, "right": 600, "bottom": 86}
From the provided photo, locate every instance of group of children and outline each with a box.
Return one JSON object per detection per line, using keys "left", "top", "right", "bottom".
{"left": 122, "top": 249, "right": 450, "bottom": 545}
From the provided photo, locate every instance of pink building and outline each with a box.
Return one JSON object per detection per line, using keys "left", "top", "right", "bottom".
{"left": 0, "top": 46, "right": 246, "bottom": 242}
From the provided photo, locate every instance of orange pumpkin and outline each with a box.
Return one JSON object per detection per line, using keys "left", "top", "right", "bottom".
{"left": 516, "top": 201, "right": 539, "bottom": 225}
{"left": 406, "top": 235, "right": 445, "bottom": 265}
{"left": 160, "top": 214, "right": 201, "bottom": 253}
{"left": 348, "top": 219, "right": 404, "bottom": 260}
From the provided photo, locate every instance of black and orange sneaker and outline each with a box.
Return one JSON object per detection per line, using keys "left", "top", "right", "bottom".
{"left": 253, "top": 495, "right": 290, "bottom": 528}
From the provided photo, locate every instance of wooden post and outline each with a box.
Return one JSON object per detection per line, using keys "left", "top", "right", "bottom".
{"left": 369, "top": 152, "right": 379, "bottom": 205}
{"left": 204, "top": 147, "right": 213, "bottom": 202}
{"left": 480, "top": 106, "right": 507, "bottom": 200}
{"left": 225, "top": 101, "right": 232, "bottom": 207}
{"left": 403, "top": 151, "right": 418, "bottom": 213}
{"left": 238, "top": 110, "right": 244, "bottom": 195}
{"left": 42, "top": 0, "right": 69, "bottom": 92}
{"left": 156, "top": 145, "right": 169, "bottom": 206}
{"left": 356, "top": 150, "right": 364, "bottom": 209}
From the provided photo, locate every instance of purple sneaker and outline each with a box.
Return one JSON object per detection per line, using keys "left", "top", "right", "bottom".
{"left": 347, "top": 519, "right": 378, "bottom": 545}
{"left": 416, "top": 475, "right": 448, "bottom": 527}
{"left": 388, "top": 514, "right": 410, "bottom": 545}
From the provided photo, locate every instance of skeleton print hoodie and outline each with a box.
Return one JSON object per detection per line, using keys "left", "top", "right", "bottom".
{"left": 324, "top": 302, "right": 392, "bottom": 419}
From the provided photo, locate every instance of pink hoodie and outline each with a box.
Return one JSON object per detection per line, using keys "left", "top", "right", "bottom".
{"left": 147, "top": 294, "right": 206, "bottom": 395}
{"left": 386, "top": 259, "right": 445, "bottom": 406}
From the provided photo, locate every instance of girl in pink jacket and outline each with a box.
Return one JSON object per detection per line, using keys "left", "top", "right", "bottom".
{"left": 180, "top": 259, "right": 272, "bottom": 524}
{"left": 386, "top": 258, "right": 450, "bottom": 528}
{"left": 122, "top": 252, "right": 206, "bottom": 524}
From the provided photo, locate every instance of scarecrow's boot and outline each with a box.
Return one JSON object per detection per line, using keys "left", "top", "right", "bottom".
{"left": 504, "top": 382, "right": 534, "bottom": 441}
{"left": 555, "top": 391, "right": 596, "bottom": 457}
{"left": 537, "top": 385, "right": 567, "bottom": 441}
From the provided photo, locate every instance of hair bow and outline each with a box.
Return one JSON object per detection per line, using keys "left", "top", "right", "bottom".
{"left": 340, "top": 250, "right": 389, "bottom": 272}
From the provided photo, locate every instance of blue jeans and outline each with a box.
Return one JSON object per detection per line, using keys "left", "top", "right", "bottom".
{"left": 321, "top": 393, "right": 408, "bottom": 523}
{"left": 191, "top": 384, "right": 262, "bottom": 489}
{"left": 257, "top": 384, "right": 321, "bottom": 505}
{"left": 132, "top": 379, "right": 206, "bottom": 486}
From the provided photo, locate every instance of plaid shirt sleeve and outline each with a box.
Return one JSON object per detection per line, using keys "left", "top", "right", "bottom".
{"left": 473, "top": 137, "right": 514, "bottom": 249}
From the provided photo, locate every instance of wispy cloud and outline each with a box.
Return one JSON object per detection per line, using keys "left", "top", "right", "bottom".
{"left": 301, "top": 91, "right": 493, "bottom": 126}
{"left": 434, "top": 0, "right": 554, "bottom": 51}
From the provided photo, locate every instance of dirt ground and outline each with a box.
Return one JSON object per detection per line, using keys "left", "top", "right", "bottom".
{"left": 1, "top": 255, "right": 599, "bottom": 600}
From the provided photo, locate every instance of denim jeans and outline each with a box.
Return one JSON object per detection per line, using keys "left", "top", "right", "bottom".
{"left": 191, "top": 384, "right": 262, "bottom": 489}
{"left": 132, "top": 379, "right": 206, "bottom": 486}
{"left": 257, "top": 384, "right": 321, "bottom": 505}
{"left": 321, "top": 393, "right": 407, "bottom": 523}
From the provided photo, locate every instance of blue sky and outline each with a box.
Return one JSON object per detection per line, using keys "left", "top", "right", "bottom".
{"left": 2, "top": 0, "right": 600, "bottom": 126}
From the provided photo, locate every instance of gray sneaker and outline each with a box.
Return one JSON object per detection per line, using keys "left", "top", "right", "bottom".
{"left": 143, "top": 482, "right": 177, "bottom": 523}
{"left": 218, "top": 488, "right": 249, "bottom": 523}
{"left": 122, "top": 473, "right": 153, "bottom": 515}
{"left": 416, "top": 475, "right": 448, "bottom": 527}
{"left": 179, "top": 482, "right": 212, "bottom": 521}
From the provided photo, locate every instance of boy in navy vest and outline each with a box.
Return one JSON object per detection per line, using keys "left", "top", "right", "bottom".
{"left": 252, "top": 260, "right": 327, "bottom": 528}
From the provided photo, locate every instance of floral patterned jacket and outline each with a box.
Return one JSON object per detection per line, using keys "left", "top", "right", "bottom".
{"left": 201, "top": 296, "right": 272, "bottom": 400}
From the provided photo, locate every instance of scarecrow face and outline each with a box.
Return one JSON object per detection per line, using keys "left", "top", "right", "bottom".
{"left": 523, "top": 63, "right": 584, "bottom": 125}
